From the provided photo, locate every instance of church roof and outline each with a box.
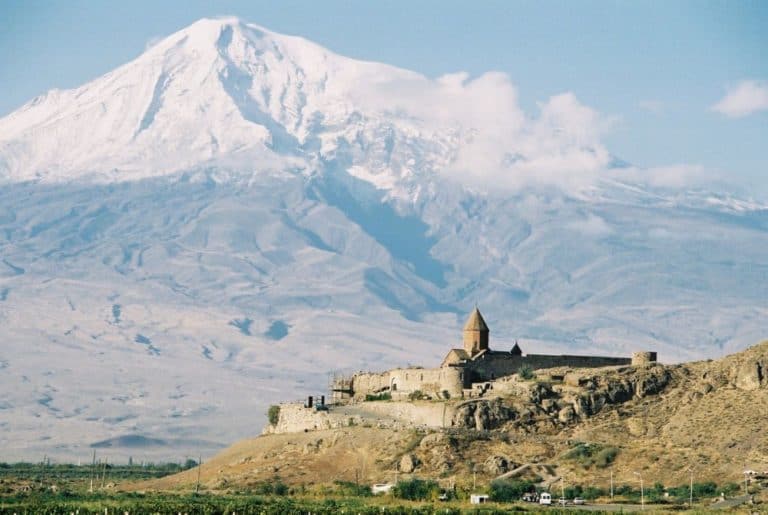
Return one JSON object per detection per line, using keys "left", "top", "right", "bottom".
{"left": 441, "top": 348, "right": 470, "bottom": 367}
{"left": 463, "top": 307, "right": 489, "bottom": 332}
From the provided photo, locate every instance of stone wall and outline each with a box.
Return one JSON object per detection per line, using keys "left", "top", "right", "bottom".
{"left": 464, "top": 352, "right": 633, "bottom": 383}
{"left": 264, "top": 400, "right": 458, "bottom": 434}
{"left": 350, "top": 367, "right": 464, "bottom": 400}
{"left": 263, "top": 403, "right": 343, "bottom": 434}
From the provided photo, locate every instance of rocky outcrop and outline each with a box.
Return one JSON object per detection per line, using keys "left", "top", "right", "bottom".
{"left": 450, "top": 364, "right": 675, "bottom": 432}
{"left": 484, "top": 455, "right": 513, "bottom": 475}
{"left": 732, "top": 360, "right": 766, "bottom": 391}
{"left": 399, "top": 453, "right": 420, "bottom": 473}
{"left": 453, "top": 398, "right": 515, "bottom": 430}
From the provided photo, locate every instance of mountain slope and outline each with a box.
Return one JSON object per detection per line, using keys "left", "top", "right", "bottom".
{"left": 0, "top": 17, "right": 766, "bottom": 461}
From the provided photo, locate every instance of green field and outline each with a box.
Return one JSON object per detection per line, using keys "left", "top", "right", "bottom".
{"left": 0, "top": 463, "right": 753, "bottom": 514}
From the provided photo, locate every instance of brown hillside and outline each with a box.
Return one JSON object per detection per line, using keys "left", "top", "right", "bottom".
{"left": 139, "top": 341, "right": 768, "bottom": 493}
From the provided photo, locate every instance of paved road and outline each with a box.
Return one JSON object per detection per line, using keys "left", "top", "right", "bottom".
{"left": 537, "top": 494, "right": 753, "bottom": 511}
{"left": 709, "top": 494, "right": 752, "bottom": 509}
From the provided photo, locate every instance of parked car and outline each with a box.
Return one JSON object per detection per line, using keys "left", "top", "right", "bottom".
{"left": 522, "top": 492, "right": 539, "bottom": 502}
{"left": 557, "top": 497, "right": 569, "bottom": 505}
{"left": 573, "top": 497, "right": 586, "bottom": 505}
{"left": 539, "top": 492, "right": 552, "bottom": 505}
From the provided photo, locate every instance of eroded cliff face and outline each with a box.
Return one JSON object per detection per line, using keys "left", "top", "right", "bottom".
{"left": 450, "top": 364, "right": 673, "bottom": 432}
{"left": 448, "top": 341, "right": 768, "bottom": 435}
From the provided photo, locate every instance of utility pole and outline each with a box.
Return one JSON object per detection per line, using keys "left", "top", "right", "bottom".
{"left": 634, "top": 471, "right": 644, "bottom": 510}
{"left": 195, "top": 455, "right": 202, "bottom": 494}
{"left": 89, "top": 450, "right": 96, "bottom": 493}
{"left": 689, "top": 467, "right": 694, "bottom": 506}
{"left": 40, "top": 455, "right": 46, "bottom": 488}
{"left": 610, "top": 470, "right": 614, "bottom": 499}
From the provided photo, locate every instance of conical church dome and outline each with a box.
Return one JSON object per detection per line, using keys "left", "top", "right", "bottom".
{"left": 463, "top": 307, "right": 489, "bottom": 355}
{"left": 463, "top": 307, "right": 489, "bottom": 332}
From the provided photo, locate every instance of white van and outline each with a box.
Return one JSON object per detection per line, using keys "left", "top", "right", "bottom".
{"left": 539, "top": 492, "right": 552, "bottom": 505}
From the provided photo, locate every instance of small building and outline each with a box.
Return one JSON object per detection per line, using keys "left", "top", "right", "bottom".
{"left": 371, "top": 483, "right": 394, "bottom": 495}
{"left": 470, "top": 493, "right": 490, "bottom": 504}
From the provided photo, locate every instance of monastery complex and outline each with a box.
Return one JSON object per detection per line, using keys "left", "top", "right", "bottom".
{"left": 331, "top": 308, "right": 657, "bottom": 403}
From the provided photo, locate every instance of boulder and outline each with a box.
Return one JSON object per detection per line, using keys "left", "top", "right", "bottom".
{"left": 484, "top": 455, "right": 510, "bottom": 475}
{"left": 419, "top": 432, "right": 446, "bottom": 450}
{"left": 733, "top": 361, "right": 765, "bottom": 391}
{"left": 634, "top": 368, "right": 671, "bottom": 398}
{"left": 558, "top": 405, "right": 576, "bottom": 423}
{"left": 399, "top": 453, "right": 420, "bottom": 473}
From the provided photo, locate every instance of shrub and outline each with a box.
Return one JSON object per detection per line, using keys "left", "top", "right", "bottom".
{"left": 594, "top": 447, "right": 619, "bottom": 468}
{"left": 267, "top": 405, "right": 280, "bottom": 426}
{"left": 273, "top": 481, "right": 289, "bottom": 496}
{"left": 364, "top": 392, "right": 391, "bottom": 401}
{"left": 408, "top": 390, "right": 425, "bottom": 401}
{"left": 442, "top": 389, "right": 451, "bottom": 399}
{"left": 393, "top": 478, "right": 440, "bottom": 500}
{"left": 563, "top": 442, "right": 618, "bottom": 469}
{"left": 582, "top": 486, "right": 605, "bottom": 500}
{"left": 333, "top": 480, "right": 372, "bottom": 497}
{"left": 518, "top": 364, "right": 535, "bottom": 380}
{"left": 489, "top": 479, "right": 535, "bottom": 502}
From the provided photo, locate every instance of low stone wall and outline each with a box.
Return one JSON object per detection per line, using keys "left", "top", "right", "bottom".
{"left": 358, "top": 400, "right": 456, "bottom": 428}
{"left": 264, "top": 400, "right": 459, "bottom": 434}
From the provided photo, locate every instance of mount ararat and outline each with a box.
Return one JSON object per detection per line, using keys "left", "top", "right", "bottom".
{"left": 0, "top": 18, "right": 766, "bottom": 460}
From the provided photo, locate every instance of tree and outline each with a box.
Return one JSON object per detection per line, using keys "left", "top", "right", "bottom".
{"left": 268, "top": 405, "right": 280, "bottom": 426}
{"left": 489, "top": 479, "right": 536, "bottom": 502}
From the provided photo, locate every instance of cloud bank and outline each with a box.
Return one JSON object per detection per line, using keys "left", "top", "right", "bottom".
{"left": 711, "top": 80, "right": 768, "bottom": 118}
{"left": 363, "top": 72, "right": 615, "bottom": 191}
{"left": 360, "top": 71, "right": 717, "bottom": 194}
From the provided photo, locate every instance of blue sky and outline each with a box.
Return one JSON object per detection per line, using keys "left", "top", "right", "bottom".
{"left": 1, "top": 0, "right": 766, "bottom": 194}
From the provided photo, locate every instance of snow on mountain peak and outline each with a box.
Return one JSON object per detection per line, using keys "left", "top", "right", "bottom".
{"left": 0, "top": 17, "right": 616, "bottom": 194}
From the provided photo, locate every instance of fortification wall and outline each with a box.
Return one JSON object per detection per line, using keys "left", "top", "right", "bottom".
{"left": 263, "top": 403, "right": 342, "bottom": 434}
{"left": 465, "top": 353, "right": 524, "bottom": 381}
{"left": 350, "top": 367, "right": 464, "bottom": 400}
{"left": 524, "top": 354, "right": 632, "bottom": 369}
{"left": 350, "top": 372, "right": 389, "bottom": 397}
{"left": 358, "top": 400, "right": 456, "bottom": 428}
{"left": 264, "top": 401, "right": 457, "bottom": 434}
{"left": 465, "top": 352, "right": 633, "bottom": 382}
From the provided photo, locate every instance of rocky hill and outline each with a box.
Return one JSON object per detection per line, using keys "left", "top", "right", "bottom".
{"left": 140, "top": 341, "right": 768, "bottom": 492}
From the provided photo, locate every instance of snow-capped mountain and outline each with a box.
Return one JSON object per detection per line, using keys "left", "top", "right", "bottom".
{"left": 0, "top": 17, "right": 766, "bottom": 461}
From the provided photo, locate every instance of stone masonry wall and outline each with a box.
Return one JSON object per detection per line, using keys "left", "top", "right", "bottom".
{"left": 465, "top": 352, "right": 633, "bottom": 382}
{"left": 351, "top": 367, "right": 464, "bottom": 400}
{"left": 264, "top": 401, "right": 458, "bottom": 435}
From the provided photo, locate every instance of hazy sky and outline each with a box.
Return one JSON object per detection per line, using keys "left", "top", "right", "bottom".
{"left": 1, "top": 0, "right": 766, "bottom": 193}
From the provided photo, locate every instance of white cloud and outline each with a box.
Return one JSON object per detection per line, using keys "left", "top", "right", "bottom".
{"left": 359, "top": 72, "right": 613, "bottom": 192}
{"left": 711, "top": 80, "right": 768, "bottom": 118}
{"left": 609, "top": 164, "right": 710, "bottom": 189}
